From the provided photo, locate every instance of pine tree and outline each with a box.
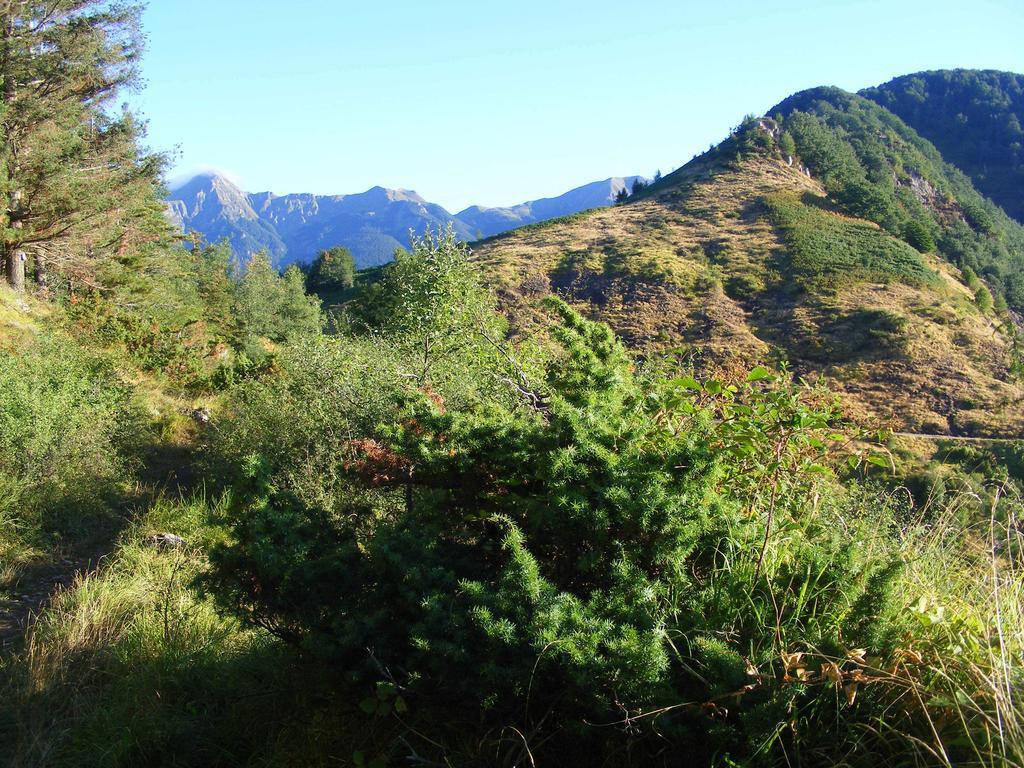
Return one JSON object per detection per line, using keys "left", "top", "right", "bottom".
{"left": 0, "top": 1, "right": 168, "bottom": 293}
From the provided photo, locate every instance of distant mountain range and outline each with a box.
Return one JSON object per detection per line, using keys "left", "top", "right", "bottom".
{"left": 167, "top": 174, "right": 640, "bottom": 268}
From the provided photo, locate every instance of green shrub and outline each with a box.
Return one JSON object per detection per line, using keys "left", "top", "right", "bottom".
{"left": 0, "top": 331, "right": 142, "bottom": 584}
{"left": 206, "top": 299, "right": 722, "bottom": 721}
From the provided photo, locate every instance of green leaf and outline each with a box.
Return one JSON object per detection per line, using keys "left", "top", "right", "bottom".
{"left": 359, "top": 697, "right": 378, "bottom": 715}
{"left": 746, "top": 366, "right": 771, "bottom": 382}
{"left": 670, "top": 376, "right": 702, "bottom": 392}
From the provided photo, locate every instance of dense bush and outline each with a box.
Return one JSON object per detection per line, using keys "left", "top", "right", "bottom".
{"left": 0, "top": 330, "right": 142, "bottom": 579}
{"left": 764, "top": 192, "right": 937, "bottom": 292}
{"left": 207, "top": 298, "right": 723, "bottom": 722}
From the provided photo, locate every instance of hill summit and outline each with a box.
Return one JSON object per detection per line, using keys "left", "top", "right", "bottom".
{"left": 473, "top": 85, "right": 1024, "bottom": 437}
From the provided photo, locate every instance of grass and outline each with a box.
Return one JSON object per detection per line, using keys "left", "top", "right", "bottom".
{"left": 0, "top": 494, "right": 428, "bottom": 768}
{"left": 2, "top": 496, "right": 279, "bottom": 767}
{"left": 891, "top": 488, "right": 1024, "bottom": 766}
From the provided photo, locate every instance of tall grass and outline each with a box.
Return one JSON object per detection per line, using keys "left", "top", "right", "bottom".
{"left": 894, "top": 487, "right": 1024, "bottom": 767}
{"left": 1, "top": 495, "right": 399, "bottom": 768}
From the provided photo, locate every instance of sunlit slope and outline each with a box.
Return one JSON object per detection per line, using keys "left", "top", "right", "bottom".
{"left": 474, "top": 131, "right": 1023, "bottom": 437}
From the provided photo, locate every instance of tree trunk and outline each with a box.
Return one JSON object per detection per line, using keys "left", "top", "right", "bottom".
{"left": 33, "top": 252, "right": 46, "bottom": 295}
{"left": 1, "top": 7, "right": 22, "bottom": 292}
{"left": 6, "top": 187, "right": 24, "bottom": 291}
{"left": 5, "top": 243, "right": 24, "bottom": 291}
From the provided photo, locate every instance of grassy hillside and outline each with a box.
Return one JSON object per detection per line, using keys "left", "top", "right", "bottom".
{"left": 473, "top": 119, "right": 1024, "bottom": 437}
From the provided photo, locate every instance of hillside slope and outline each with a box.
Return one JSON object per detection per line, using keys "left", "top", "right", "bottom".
{"left": 474, "top": 113, "right": 1024, "bottom": 437}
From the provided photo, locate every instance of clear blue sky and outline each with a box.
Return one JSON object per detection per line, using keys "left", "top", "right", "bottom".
{"left": 135, "top": 0, "right": 1024, "bottom": 211}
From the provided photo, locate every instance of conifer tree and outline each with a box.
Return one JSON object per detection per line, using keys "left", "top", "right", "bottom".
{"left": 0, "top": 1, "right": 167, "bottom": 293}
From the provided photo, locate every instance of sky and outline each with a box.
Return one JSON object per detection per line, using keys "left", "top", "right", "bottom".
{"left": 135, "top": 0, "right": 1024, "bottom": 212}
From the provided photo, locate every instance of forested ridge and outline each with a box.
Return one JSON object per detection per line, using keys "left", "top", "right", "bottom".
{"left": 0, "top": 4, "right": 1022, "bottom": 766}
{"left": 863, "top": 70, "right": 1024, "bottom": 226}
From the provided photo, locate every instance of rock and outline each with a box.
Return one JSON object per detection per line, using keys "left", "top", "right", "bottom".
{"left": 190, "top": 407, "right": 212, "bottom": 424}
{"left": 146, "top": 533, "right": 187, "bottom": 549}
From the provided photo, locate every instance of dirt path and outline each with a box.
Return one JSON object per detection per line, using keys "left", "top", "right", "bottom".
{"left": 894, "top": 432, "right": 1022, "bottom": 443}
{"left": 0, "top": 433, "right": 204, "bottom": 651}
{"left": 0, "top": 553, "right": 107, "bottom": 649}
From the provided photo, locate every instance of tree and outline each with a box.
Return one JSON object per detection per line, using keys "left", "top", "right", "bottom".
{"left": 0, "top": 1, "right": 168, "bottom": 293}
{"left": 234, "top": 252, "right": 322, "bottom": 345}
{"left": 902, "top": 219, "right": 936, "bottom": 253}
{"left": 190, "top": 240, "right": 238, "bottom": 339}
{"left": 307, "top": 246, "right": 355, "bottom": 293}
{"left": 350, "top": 224, "right": 505, "bottom": 387}
{"left": 779, "top": 130, "right": 797, "bottom": 159}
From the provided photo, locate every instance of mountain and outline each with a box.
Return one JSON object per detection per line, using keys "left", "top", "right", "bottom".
{"left": 457, "top": 177, "right": 639, "bottom": 238}
{"left": 862, "top": 70, "right": 1024, "bottom": 224}
{"left": 167, "top": 175, "right": 640, "bottom": 269}
{"left": 167, "top": 173, "right": 286, "bottom": 261}
{"left": 472, "top": 87, "right": 1024, "bottom": 438}
{"left": 167, "top": 176, "right": 472, "bottom": 268}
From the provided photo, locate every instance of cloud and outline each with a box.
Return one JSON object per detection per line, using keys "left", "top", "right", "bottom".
{"left": 166, "top": 165, "right": 245, "bottom": 191}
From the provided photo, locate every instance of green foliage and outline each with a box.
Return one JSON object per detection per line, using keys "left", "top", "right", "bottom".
{"left": 864, "top": 70, "right": 1024, "bottom": 224}
{"left": 903, "top": 219, "right": 936, "bottom": 252}
{"left": 774, "top": 88, "right": 1024, "bottom": 309}
{"left": 189, "top": 241, "right": 238, "bottom": 340}
{"left": 0, "top": 1, "right": 172, "bottom": 292}
{"left": 307, "top": 246, "right": 356, "bottom": 297}
{"left": 207, "top": 297, "right": 721, "bottom": 722}
{"left": 347, "top": 224, "right": 508, "bottom": 389}
{"left": 0, "top": 329, "right": 141, "bottom": 583}
{"left": 208, "top": 334, "right": 405, "bottom": 507}
{"left": 234, "top": 254, "right": 323, "bottom": 345}
{"left": 779, "top": 130, "right": 797, "bottom": 158}
{"left": 975, "top": 283, "right": 995, "bottom": 313}
{"left": 765, "top": 192, "right": 937, "bottom": 292}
